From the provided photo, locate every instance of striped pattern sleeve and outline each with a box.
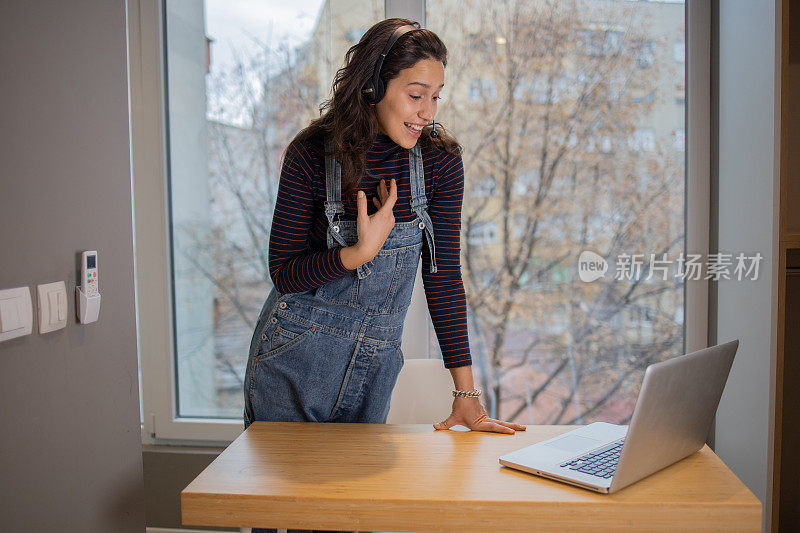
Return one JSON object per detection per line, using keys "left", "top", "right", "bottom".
{"left": 422, "top": 150, "right": 472, "bottom": 369}
{"left": 267, "top": 141, "right": 351, "bottom": 294}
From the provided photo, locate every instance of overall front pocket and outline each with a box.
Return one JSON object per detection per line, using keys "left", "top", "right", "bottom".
{"left": 255, "top": 318, "right": 316, "bottom": 364}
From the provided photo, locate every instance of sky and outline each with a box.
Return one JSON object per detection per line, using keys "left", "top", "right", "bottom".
{"left": 204, "top": 0, "right": 684, "bottom": 76}
{"left": 204, "top": 0, "right": 326, "bottom": 75}
{"left": 200, "top": 0, "right": 685, "bottom": 127}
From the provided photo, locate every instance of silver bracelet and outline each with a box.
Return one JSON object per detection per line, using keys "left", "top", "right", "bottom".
{"left": 452, "top": 388, "right": 482, "bottom": 398}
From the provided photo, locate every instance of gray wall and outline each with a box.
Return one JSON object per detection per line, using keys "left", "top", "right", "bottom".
{"left": 0, "top": 1, "right": 145, "bottom": 531}
{"left": 713, "top": 0, "right": 779, "bottom": 529}
{"left": 143, "top": 446, "right": 234, "bottom": 531}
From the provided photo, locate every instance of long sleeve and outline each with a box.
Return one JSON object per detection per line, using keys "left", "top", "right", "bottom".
{"left": 267, "top": 142, "right": 351, "bottom": 294}
{"left": 422, "top": 151, "right": 472, "bottom": 369}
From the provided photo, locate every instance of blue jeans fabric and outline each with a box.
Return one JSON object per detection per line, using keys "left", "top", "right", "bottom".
{"left": 242, "top": 139, "right": 434, "bottom": 533}
{"left": 243, "top": 220, "right": 422, "bottom": 426}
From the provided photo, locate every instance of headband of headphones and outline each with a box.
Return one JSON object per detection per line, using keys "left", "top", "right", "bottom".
{"left": 361, "top": 24, "right": 417, "bottom": 105}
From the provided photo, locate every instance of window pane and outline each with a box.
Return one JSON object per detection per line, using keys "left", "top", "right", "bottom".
{"left": 427, "top": 0, "right": 686, "bottom": 424}
{"left": 165, "top": 0, "right": 383, "bottom": 418}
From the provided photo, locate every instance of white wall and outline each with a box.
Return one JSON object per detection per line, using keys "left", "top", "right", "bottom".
{"left": 713, "top": 1, "right": 780, "bottom": 530}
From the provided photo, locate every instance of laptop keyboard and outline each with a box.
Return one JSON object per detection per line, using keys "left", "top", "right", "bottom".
{"left": 558, "top": 438, "right": 625, "bottom": 479}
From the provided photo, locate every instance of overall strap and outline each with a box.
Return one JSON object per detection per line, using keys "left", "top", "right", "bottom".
{"left": 408, "top": 144, "right": 437, "bottom": 273}
{"left": 324, "top": 136, "right": 346, "bottom": 248}
{"left": 324, "top": 136, "right": 371, "bottom": 279}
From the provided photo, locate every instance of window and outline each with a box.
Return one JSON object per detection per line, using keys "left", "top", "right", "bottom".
{"left": 427, "top": 0, "right": 694, "bottom": 425}
{"left": 469, "top": 78, "right": 497, "bottom": 101}
{"left": 638, "top": 40, "right": 655, "bottom": 68}
{"left": 629, "top": 128, "right": 656, "bottom": 152}
{"left": 131, "top": 0, "right": 706, "bottom": 442}
{"left": 513, "top": 170, "right": 540, "bottom": 196}
{"left": 515, "top": 74, "right": 569, "bottom": 104}
{"left": 674, "top": 40, "right": 686, "bottom": 62}
{"left": 586, "top": 134, "right": 616, "bottom": 154}
{"left": 168, "top": 0, "right": 353, "bottom": 420}
{"left": 471, "top": 176, "right": 496, "bottom": 197}
{"left": 601, "top": 135, "right": 614, "bottom": 153}
{"left": 604, "top": 29, "right": 624, "bottom": 55}
{"left": 577, "top": 28, "right": 604, "bottom": 57}
{"left": 133, "top": 0, "right": 384, "bottom": 442}
{"left": 577, "top": 26, "right": 624, "bottom": 57}
{"left": 673, "top": 128, "right": 686, "bottom": 151}
{"left": 632, "top": 90, "right": 655, "bottom": 104}
{"left": 466, "top": 221, "right": 498, "bottom": 245}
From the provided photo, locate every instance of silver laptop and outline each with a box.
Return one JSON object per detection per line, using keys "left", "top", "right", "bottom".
{"left": 499, "top": 340, "right": 739, "bottom": 493}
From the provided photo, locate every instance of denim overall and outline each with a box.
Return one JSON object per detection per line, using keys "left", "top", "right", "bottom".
{"left": 243, "top": 137, "right": 437, "bottom": 433}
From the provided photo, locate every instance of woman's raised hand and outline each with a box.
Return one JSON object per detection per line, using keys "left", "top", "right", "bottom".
{"left": 340, "top": 179, "right": 397, "bottom": 270}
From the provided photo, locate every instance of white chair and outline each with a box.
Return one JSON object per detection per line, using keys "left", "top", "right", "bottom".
{"left": 386, "top": 358, "right": 453, "bottom": 424}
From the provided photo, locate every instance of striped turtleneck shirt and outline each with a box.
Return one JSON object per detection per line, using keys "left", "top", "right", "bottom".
{"left": 267, "top": 132, "right": 471, "bottom": 369}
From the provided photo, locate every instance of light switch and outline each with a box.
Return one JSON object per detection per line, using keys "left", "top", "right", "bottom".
{"left": 57, "top": 291, "right": 67, "bottom": 321}
{"left": 0, "top": 287, "right": 33, "bottom": 342}
{"left": 0, "top": 298, "right": 21, "bottom": 331}
{"left": 48, "top": 291, "right": 59, "bottom": 322}
{"left": 37, "top": 281, "right": 68, "bottom": 334}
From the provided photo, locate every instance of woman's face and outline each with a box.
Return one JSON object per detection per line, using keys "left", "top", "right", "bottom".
{"left": 375, "top": 58, "right": 445, "bottom": 149}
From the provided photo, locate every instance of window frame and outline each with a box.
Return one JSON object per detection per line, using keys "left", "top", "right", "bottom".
{"left": 130, "top": 0, "right": 709, "bottom": 445}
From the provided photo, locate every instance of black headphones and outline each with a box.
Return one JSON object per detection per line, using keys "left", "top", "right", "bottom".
{"left": 361, "top": 24, "right": 438, "bottom": 137}
{"left": 361, "top": 24, "right": 417, "bottom": 105}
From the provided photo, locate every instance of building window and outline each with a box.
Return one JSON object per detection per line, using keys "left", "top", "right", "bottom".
{"left": 638, "top": 40, "right": 655, "bottom": 68}
{"left": 632, "top": 90, "right": 655, "bottom": 104}
{"left": 469, "top": 78, "right": 497, "bottom": 101}
{"left": 513, "top": 169, "right": 540, "bottom": 196}
{"left": 467, "top": 221, "right": 498, "bottom": 245}
{"left": 628, "top": 129, "right": 655, "bottom": 152}
{"left": 472, "top": 176, "right": 496, "bottom": 197}
{"left": 674, "top": 40, "right": 686, "bottom": 63}
{"left": 673, "top": 128, "right": 686, "bottom": 151}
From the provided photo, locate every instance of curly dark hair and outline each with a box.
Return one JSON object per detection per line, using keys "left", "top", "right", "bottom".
{"left": 289, "top": 18, "right": 461, "bottom": 198}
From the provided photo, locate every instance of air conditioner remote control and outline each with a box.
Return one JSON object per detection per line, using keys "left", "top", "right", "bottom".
{"left": 82, "top": 250, "right": 98, "bottom": 297}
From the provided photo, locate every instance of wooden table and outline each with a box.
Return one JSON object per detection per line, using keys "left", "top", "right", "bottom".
{"left": 181, "top": 423, "right": 761, "bottom": 532}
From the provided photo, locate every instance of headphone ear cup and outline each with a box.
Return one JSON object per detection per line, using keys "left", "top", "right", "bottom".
{"left": 373, "top": 77, "right": 385, "bottom": 104}
{"left": 362, "top": 81, "right": 375, "bottom": 104}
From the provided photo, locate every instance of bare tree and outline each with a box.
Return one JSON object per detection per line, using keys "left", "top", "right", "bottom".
{"left": 177, "top": 37, "right": 321, "bottom": 404}
{"left": 180, "top": 0, "right": 686, "bottom": 419}
{"left": 430, "top": 0, "right": 685, "bottom": 422}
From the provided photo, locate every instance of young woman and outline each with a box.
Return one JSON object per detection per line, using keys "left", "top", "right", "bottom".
{"left": 243, "top": 18, "right": 524, "bottom": 440}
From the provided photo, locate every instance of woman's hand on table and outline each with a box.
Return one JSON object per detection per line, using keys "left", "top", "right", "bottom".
{"left": 433, "top": 397, "right": 527, "bottom": 434}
